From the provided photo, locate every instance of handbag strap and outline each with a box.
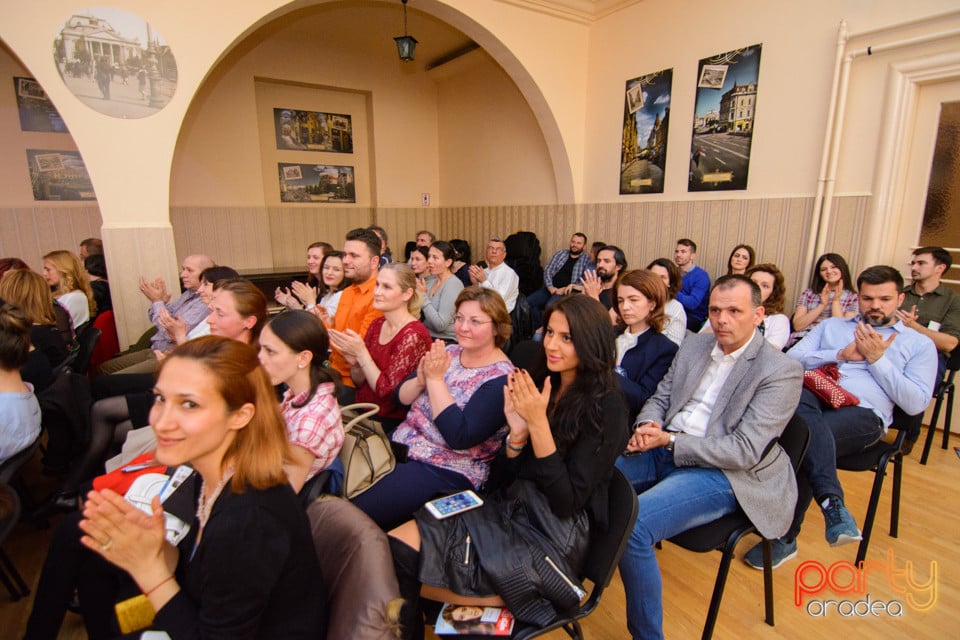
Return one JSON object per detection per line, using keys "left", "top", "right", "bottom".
{"left": 339, "top": 402, "right": 382, "bottom": 434}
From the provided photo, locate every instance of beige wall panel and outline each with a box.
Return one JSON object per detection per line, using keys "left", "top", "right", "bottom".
{"left": 822, "top": 195, "right": 869, "bottom": 275}
{"left": 268, "top": 207, "right": 371, "bottom": 268}
{"left": 375, "top": 208, "right": 442, "bottom": 257}
{"left": 170, "top": 207, "right": 272, "bottom": 271}
{"left": 0, "top": 206, "right": 101, "bottom": 270}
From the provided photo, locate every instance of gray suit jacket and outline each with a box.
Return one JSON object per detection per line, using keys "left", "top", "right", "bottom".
{"left": 637, "top": 331, "right": 802, "bottom": 538}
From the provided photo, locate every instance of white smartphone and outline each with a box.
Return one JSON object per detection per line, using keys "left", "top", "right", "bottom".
{"left": 424, "top": 490, "right": 484, "bottom": 519}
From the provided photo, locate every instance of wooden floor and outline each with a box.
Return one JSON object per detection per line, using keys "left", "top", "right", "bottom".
{"left": 2, "top": 431, "right": 957, "bottom": 639}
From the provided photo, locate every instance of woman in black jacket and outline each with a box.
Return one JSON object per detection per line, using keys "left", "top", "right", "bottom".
{"left": 388, "top": 295, "right": 630, "bottom": 636}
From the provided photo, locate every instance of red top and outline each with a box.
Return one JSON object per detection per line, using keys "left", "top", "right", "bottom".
{"left": 355, "top": 317, "right": 432, "bottom": 420}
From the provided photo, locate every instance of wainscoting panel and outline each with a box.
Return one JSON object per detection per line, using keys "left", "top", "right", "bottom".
{"left": 0, "top": 206, "right": 102, "bottom": 271}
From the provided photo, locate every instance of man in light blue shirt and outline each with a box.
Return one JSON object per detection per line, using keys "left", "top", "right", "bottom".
{"left": 745, "top": 265, "right": 938, "bottom": 570}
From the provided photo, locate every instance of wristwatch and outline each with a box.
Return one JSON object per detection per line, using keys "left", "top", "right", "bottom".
{"left": 664, "top": 433, "right": 677, "bottom": 453}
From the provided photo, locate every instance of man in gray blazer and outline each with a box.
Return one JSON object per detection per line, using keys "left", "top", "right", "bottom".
{"left": 616, "top": 275, "right": 802, "bottom": 640}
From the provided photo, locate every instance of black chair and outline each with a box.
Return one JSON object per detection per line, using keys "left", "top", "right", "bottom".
{"left": 0, "top": 438, "right": 40, "bottom": 512}
{"left": 837, "top": 406, "right": 921, "bottom": 565}
{"left": 67, "top": 324, "right": 102, "bottom": 376}
{"left": 920, "top": 348, "right": 960, "bottom": 465}
{"left": 508, "top": 468, "right": 638, "bottom": 639}
{"left": 507, "top": 340, "right": 548, "bottom": 386}
{"left": 667, "top": 414, "right": 809, "bottom": 640}
{"left": 0, "top": 482, "right": 30, "bottom": 600}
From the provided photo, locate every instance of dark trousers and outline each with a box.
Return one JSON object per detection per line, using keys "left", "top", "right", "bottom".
{"left": 785, "top": 389, "right": 884, "bottom": 540}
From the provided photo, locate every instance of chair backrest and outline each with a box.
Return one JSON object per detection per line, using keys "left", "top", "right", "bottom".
{"left": 580, "top": 468, "right": 639, "bottom": 590}
{"left": 891, "top": 405, "right": 924, "bottom": 443}
{"left": 70, "top": 325, "right": 102, "bottom": 375}
{"left": 0, "top": 438, "right": 40, "bottom": 485}
{"left": 946, "top": 348, "right": 960, "bottom": 373}
{"left": 779, "top": 414, "right": 810, "bottom": 473}
{"left": 508, "top": 340, "right": 548, "bottom": 385}
{"left": 0, "top": 483, "right": 22, "bottom": 544}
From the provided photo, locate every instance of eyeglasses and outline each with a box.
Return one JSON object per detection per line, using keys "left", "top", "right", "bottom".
{"left": 454, "top": 314, "right": 493, "bottom": 328}
{"left": 486, "top": 246, "right": 505, "bottom": 253}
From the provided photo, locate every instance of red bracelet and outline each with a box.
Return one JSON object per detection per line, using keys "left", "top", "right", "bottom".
{"left": 144, "top": 575, "right": 175, "bottom": 596}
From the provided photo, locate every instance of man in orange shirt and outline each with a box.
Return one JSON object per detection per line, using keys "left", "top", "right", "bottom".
{"left": 316, "top": 227, "right": 383, "bottom": 401}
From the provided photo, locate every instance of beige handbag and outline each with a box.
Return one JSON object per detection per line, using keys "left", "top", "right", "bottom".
{"left": 338, "top": 403, "right": 396, "bottom": 499}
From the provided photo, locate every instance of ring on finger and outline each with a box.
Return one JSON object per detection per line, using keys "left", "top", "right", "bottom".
{"left": 101, "top": 538, "right": 113, "bottom": 552}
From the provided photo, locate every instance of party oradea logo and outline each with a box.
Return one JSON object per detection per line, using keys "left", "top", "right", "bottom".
{"left": 794, "top": 549, "right": 937, "bottom": 617}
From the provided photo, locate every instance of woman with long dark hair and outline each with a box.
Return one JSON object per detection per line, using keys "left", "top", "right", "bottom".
{"left": 646, "top": 258, "right": 686, "bottom": 346}
{"left": 419, "top": 240, "right": 465, "bottom": 342}
{"left": 788, "top": 252, "right": 857, "bottom": 348}
{"left": 275, "top": 241, "right": 334, "bottom": 310}
{"left": 388, "top": 295, "right": 630, "bottom": 635}
{"left": 259, "top": 310, "right": 343, "bottom": 493}
{"left": 725, "top": 244, "right": 755, "bottom": 276}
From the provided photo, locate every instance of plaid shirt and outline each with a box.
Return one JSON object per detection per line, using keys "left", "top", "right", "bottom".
{"left": 542, "top": 250, "right": 593, "bottom": 289}
{"left": 281, "top": 382, "right": 344, "bottom": 479}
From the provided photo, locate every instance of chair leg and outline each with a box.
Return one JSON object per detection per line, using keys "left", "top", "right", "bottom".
{"left": 920, "top": 391, "right": 945, "bottom": 465}
{"left": 941, "top": 386, "right": 954, "bottom": 450}
{"left": 855, "top": 454, "right": 891, "bottom": 566}
{"left": 701, "top": 544, "right": 736, "bottom": 640}
{"left": 761, "top": 539, "right": 774, "bottom": 626}
{"left": 0, "top": 550, "right": 29, "bottom": 600}
{"left": 890, "top": 454, "right": 903, "bottom": 538}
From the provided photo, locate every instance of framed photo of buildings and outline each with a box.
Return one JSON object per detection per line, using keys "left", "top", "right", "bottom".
{"left": 620, "top": 68, "right": 673, "bottom": 195}
{"left": 274, "top": 108, "right": 353, "bottom": 153}
{"left": 278, "top": 163, "right": 355, "bottom": 203}
{"left": 14, "top": 77, "right": 68, "bottom": 132}
{"left": 689, "top": 43, "right": 762, "bottom": 192}
{"left": 26, "top": 149, "right": 95, "bottom": 201}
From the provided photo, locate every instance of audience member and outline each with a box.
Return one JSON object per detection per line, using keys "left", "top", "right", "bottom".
{"left": 0, "top": 269, "right": 69, "bottom": 368}
{"left": 726, "top": 244, "right": 755, "bottom": 275}
{"left": 589, "top": 240, "right": 606, "bottom": 265}
{"left": 617, "top": 275, "right": 802, "bottom": 639}
{"left": 351, "top": 287, "right": 514, "bottom": 529}
{"left": 613, "top": 270, "right": 679, "bottom": 419}
{"left": 258, "top": 311, "right": 344, "bottom": 493}
{"left": 369, "top": 225, "right": 393, "bottom": 267}
{"left": 42, "top": 250, "right": 96, "bottom": 329}
{"left": 646, "top": 258, "right": 687, "bottom": 346}
{"left": 323, "top": 228, "right": 383, "bottom": 400}
{"left": 388, "top": 295, "right": 629, "bottom": 635}
{"left": 84, "top": 254, "right": 112, "bottom": 318}
{"left": 407, "top": 245, "right": 429, "bottom": 279}
{"left": 527, "top": 232, "right": 593, "bottom": 328}
{"left": 100, "top": 254, "right": 215, "bottom": 375}
{"left": 745, "top": 266, "right": 938, "bottom": 570}
{"left": 275, "top": 241, "right": 334, "bottom": 310}
{"left": 78, "top": 238, "right": 103, "bottom": 261}
{"left": 450, "top": 239, "right": 472, "bottom": 287}
{"left": 77, "top": 337, "right": 326, "bottom": 638}
{"left": 787, "top": 252, "right": 857, "bottom": 348}
{"left": 156, "top": 266, "right": 239, "bottom": 346}
{"left": 329, "top": 263, "right": 431, "bottom": 430}
{"left": 899, "top": 246, "right": 960, "bottom": 377}
{"left": 582, "top": 244, "right": 626, "bottom": 316}
{"left": 674, "top": 238, "right": 710, "bottom": 331}
{"left": 701, "top": 263, "right": 790, "bottom": 350}
{"left": 419, "top": 240, "right": 465, "bottom": 342}
{"left": 468, "top": 236, "right": 519, "bottom": 313}
{"left": 415, "top": 230, "right": 436, "bottom": 247}
{"left": 0, "top": 257, "right": 29, "bottom": 279}
{"left": 0, "top": 303, "right": 42, "bottom": 465}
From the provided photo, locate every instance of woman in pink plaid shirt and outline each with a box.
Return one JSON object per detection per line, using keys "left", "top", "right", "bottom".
{"left": 259, "top": 310, "right": 344, "bottom": 493}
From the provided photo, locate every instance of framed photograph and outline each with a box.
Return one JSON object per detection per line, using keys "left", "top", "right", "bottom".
{"left": 689, "top": 43, "right": 763, "bottom": 192}
{"left": 14, "top": 77, "right": 68, "bottom": 132}
{"left": 26, "top": 149, "right": 96, "bottom": 201}
{"left": 278, "top": 163, "right": 355, "bottom": 203}
{"left": 274, "top": 108, "right": 353, "bottom": 153}
{"left": 619, "top": 68, "right": 673, "bottom": 195}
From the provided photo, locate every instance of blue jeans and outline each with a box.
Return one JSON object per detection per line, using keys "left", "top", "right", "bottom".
{"left": 786, "top": 388, "right": 884, "bottom": 539}
{"left": 526, "top": 287, "right": 560, "bottom": 330}
{"left": 616, "top": 449, "right": 737, "bottom": 640}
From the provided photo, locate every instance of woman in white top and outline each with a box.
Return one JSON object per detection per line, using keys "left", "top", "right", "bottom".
{"left": 275, "top": 241, "right": 333, "bottom": 310}
{"left": 645, "top": 258, "right": 686, "bottom": 347}
{"left": 699, "top": 265, "right": 791, "bottom": 350}
{"left": 418, "top": 241, "right": 464, "bottom": 342}
{"left": 42, "top": 250, "right": 95, "bottom": 329}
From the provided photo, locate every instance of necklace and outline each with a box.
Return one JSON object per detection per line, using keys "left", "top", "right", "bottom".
{"left": 196, "top": 466, "right": 234, "bottom": 531}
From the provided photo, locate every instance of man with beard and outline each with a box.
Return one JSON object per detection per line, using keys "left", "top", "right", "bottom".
{"left": 321, "top": 227, "right": 383, "bottom": 401}
{"left": 526, "top": 232, "right": 593, "bottom": 329}
{"left": 899, "top": 246, "right": 960, "bottom": 378}
{"left": 674, "top": 238, "right": 710, "bottom": 331}
{"left": 582, "top": 245, "right": 627, "bottom": 318}
{"left": 743, "top": 265, "right": 937, "bottom": 570}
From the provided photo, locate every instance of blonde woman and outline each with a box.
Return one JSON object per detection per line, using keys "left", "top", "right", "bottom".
{"left": 42, "top": 250, "right": 95, "bottom": 328}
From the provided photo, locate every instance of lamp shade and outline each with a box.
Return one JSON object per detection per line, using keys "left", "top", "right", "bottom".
{"left": 394, "top": 35, "right": 418, "bottom": 61}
